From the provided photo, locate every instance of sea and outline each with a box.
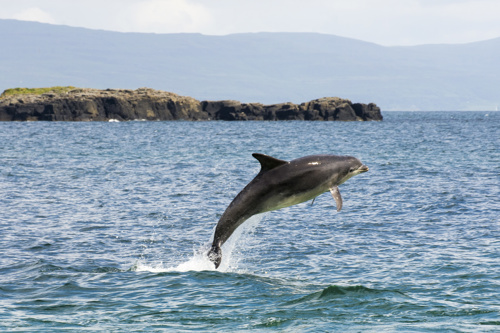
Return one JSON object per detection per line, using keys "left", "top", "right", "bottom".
{"left": 0, "top": 112, "right": 499, "bottom": 332}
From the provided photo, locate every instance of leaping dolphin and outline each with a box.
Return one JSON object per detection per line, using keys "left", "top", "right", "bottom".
{"left": 207, "top": 153, "right": 369, "bottom": 268}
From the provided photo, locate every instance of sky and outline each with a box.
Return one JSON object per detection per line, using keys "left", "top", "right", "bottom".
{"left": 1, "top": 0, "right": 499, "bottom": 46}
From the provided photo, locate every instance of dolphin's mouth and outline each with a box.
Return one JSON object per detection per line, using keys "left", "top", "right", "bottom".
{"left": 358, "top": 165, "right": 369, "bottom": 173}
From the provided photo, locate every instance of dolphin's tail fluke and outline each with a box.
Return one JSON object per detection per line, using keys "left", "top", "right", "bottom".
{"left": 207, "top": 244, "right": 222, "bottom": 269}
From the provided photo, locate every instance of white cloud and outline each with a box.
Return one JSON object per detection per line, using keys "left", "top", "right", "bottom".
{"left": 0, "top": 0, "right": 499, "bottom": 45}
{"left": 12, "top": 7, "right": 56, "bottom": 24}
{"left": 129, "top": 0, "right": 212, "bottom": 33}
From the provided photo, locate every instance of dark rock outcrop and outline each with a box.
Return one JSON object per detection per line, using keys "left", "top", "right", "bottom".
{"left": 0, "top": 88, "right": 382, "bottom": 121}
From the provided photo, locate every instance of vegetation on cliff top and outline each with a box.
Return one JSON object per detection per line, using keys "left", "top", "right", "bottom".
{"left": 0, "top": 86, "right": 76, "bottom": 99}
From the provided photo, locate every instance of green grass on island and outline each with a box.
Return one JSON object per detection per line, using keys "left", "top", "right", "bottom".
{"left": 0, "top": 86, "right": 77, "bottom": 99}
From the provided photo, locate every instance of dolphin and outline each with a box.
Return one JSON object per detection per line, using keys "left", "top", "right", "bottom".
{"left": 207, "top": 153, "right": 369, "bottom": 268}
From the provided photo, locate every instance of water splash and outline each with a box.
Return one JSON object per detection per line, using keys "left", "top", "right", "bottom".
{"left": 134, "top": 249, "right": 214, "bottom": 273}
{"left": 134, "top": 213, "right": 266, "bottom": 273}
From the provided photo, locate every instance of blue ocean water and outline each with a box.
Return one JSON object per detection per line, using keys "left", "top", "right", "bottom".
{"left": 0, "top": 112, "right": 499, "bottom": 332}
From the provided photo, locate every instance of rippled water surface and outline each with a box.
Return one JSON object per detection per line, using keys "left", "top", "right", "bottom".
{"left": 1, "top": 112, "right": 499, "bottom": 332}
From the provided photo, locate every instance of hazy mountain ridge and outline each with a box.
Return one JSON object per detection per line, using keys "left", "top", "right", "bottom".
{"left": 1, "top": 19, "right": 498, "bottom": 110}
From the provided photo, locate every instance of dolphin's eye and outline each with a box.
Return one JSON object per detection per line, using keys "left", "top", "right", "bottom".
{"left": 349, "top": 167, "right": 355, "bottom": 173}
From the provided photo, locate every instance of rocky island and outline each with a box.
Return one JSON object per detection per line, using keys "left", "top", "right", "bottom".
{"left": 0, "top": 87, "right": 382, "bottom": 121}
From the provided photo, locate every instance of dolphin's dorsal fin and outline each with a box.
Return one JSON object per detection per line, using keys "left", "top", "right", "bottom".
{"left": 252, "top": 153, "right": 288, "bottom": 173}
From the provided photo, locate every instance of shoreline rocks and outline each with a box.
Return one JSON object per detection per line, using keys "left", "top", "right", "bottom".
{"left": 0, "top": 88, "right": 382, "bottom": 121}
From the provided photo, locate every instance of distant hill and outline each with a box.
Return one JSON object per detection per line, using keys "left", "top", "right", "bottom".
{"left": 1, "top": 19, "right": 499, "bottom": 111}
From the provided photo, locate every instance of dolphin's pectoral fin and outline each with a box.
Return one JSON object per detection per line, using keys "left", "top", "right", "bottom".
{"left": 207, "top": 244, "right": 222, "bottom": 269}
{"left": 330, "top": 186, "right": 343, "bottom": 212}
{"left": 252, "top": 153, "right": 289, "bottom": 174}
{"left": 311, "top": 197, "right": 316, "bottom": 206}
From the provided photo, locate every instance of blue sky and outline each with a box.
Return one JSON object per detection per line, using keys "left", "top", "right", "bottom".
{"left": 1, "top": 0, "right": 499, "bottom": 46}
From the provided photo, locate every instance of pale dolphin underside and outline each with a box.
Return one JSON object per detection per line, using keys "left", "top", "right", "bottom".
{"left": 207, "top": 153, "right": 369, "bottom": 268}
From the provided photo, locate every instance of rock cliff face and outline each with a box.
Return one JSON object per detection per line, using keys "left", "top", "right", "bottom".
{"left": 0, "top": 88, "right": 382, "bottom": 121}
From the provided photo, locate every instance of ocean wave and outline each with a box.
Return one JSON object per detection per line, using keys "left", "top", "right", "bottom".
{"left": 286, "top": 284, "right": 407, "bottom": 306}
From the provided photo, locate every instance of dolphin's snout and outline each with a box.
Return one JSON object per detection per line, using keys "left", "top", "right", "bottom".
{"left": 359, "top": 165, "right": 369, "bottom": 172}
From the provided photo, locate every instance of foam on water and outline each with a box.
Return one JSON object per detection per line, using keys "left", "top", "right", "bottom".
{"left": 134, "top": 214, "right": 266, "bottom": 273}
